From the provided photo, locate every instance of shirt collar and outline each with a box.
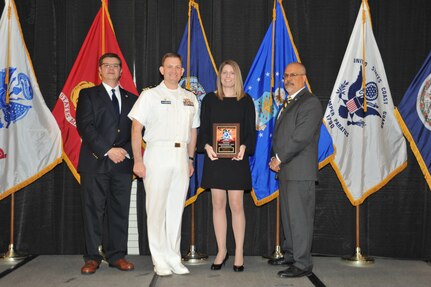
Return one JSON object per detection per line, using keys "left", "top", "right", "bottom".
{"left": 161, "top": 81, "right": 181, "bottom": 92}
{"left": 102, "top": 82, "right": 120, "bottom": 97}
{"left": 288, "top": 86, "right": 306, "bottom": 100}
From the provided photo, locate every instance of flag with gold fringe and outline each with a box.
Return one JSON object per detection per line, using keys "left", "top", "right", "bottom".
{"left": 177, "top": 0, "right": 218, "bottom": 206}
{"left": 0, "top": 0, "right": 62, "bottom": 200}
{"left": 324, "top": 1, "right": 407, "bottom": 205}
{"left": 245, "top": 0, "right": 334, "bottom": 206}
{"left": 395, "top": 51, "right": 431, "bottom": 190}
{"left": 52, "top": 0, "right": 138, "bottom": 182}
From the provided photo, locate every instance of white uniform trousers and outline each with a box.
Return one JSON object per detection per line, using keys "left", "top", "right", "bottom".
{"left": 143, "top": 142, "right": 189, "bottom": 269}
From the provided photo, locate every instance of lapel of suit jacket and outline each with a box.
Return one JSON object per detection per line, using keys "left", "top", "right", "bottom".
{"left": 285, "top": 88, "right": 307, "bottom": 111}
{"left": 275, "top": 88, "right": 308, "bottom": 128}
{"left": 118, "top": 87, "right": 131, "bottom": 120}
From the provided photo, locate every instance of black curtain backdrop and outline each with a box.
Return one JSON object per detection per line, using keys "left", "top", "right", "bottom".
{"left": 1, "top": 0, "right": 431, "bottom": 259}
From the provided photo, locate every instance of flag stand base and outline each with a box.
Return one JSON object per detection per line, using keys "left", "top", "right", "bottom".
{"left": 98, "top": 245, "right": 108, "bottom": 264}
{"left": 342, "top": 247, "right": 374, "bottom": 266}
{"left": 262, "top": 245, "right": 284, "bottom": 260}
{"left": 0, "top": 244, "right": 26, "bottom": 262}
{"left": 182, "top": 245, "right": 208, "bottom": 265}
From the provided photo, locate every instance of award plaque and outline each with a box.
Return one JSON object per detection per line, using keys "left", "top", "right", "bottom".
{"left": 213, "top": 123, "right": 240, "bottom": 158}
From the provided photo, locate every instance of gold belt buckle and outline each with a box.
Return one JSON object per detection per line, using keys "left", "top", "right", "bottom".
{"left": 174, "top": 142, "right": 181, "bottom": 148}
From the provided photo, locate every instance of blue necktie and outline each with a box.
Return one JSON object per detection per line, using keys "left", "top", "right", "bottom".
{"left": 111, "top": 89, "right": 120, "bottom": 116}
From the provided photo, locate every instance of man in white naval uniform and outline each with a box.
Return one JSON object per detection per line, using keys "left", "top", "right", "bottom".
{"left": 129, "top": 52, "right": 199, "bottom": 276}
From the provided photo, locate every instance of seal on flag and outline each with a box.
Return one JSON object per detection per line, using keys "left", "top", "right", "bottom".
{"left": 416, "top": 74, "right": 431, "bottom": 130}
{"left": 0, "top": 67, "right": 33, "bottom": 129}
{"left": 180, "top": 76, "right": 206, "bottom": 104}
{"left": 337, "top": 66, "right": 381, "bottom": 128}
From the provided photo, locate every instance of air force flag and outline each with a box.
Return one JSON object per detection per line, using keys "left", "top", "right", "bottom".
{"left": 246, "top": 0, "right": 333, "bottom": 206}
{"left": 324, "top": 1, "right": 407, "bottom": 206}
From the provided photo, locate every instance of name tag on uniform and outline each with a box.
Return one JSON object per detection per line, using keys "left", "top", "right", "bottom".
{"left": 161, "top": 99, "right": 171, "bottom": 104}
{"left": 183, "top": 98, "right": 194, "bottom": 106}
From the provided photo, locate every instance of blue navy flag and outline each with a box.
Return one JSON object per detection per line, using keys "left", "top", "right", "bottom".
{"left": 395, "top": 51, "right": 431, "bottom": 189}
{"left": 177, "top": 0, "right": 217, "bottom": 206}
{"left": 245, "top": 0, "right": 334, "bottom": 206}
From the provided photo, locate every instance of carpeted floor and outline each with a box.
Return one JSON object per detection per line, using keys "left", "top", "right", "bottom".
{"left": 0, "top": 255, "right": 430, "bottom": 287}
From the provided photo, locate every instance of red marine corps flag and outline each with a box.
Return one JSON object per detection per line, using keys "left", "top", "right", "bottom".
{"left": 52, "top": 0, "right": 137, "bottom": 181}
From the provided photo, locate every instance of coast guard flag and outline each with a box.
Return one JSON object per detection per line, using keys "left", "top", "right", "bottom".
{"left": 245, "top": 0, "right": 334, "bottom": 206}
{"left": 395, "top": 51, "right": 431, "bottom": 189}
{"left": 177, "top": 0, "right": 217, "bottom": 206}
{"left": 52, "top": 0, "right": 138, "bottom": 182}
{"left": 324, "top": 1, "right": 407, "bottom": 206}
{"left": 0, "top": 0, "right": 62, "bottom": 200}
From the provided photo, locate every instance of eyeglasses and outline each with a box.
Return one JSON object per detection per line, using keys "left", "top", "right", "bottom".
{"left": 283, "top": 73, "right": 305, "bottom": 80}
{"left": 101, "top": 63, "right": 121, "bottom": 69}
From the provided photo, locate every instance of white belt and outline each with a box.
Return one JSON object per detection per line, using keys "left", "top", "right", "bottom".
{"left": 146, "top": 141, "right": 187, "bottom": 148}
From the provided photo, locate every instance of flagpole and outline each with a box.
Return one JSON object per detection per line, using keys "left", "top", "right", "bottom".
{"left": 0, "top": 194, "right": 27, "bottom": 261}
{"left": 342, "top": 0, "right": 373, "bottom": 266}
{"left": 101, "top": 0, "right": 106, "bottom": 55}
{"left": 182, "top": 202, "right": 208, "bottom": 264}
{"left": 0, "top": 0, "right": 25, "bottom": 263}
{"left": 96, "top": 0, "right": 108, "bottom": 262}
{"left": 342, "top": 205, "right": 374, "bottom": 266}
{"left": 5, "top": 0, "right": 11, "bottom": 104}
{"left": 185, "top": 0, "right": 192, "bottom": 90}
{"left": 270, "top": 0, "right": 283, "bottom": 259}
{"left": 361, "top": 0, "right": 368, "bottom": 112}
{"left": 182, "top": 0, "right": 207, "bottom": 264}
{"left": 263, "top": 0, "right": 284, "bottom": 260}
{"left": 270, "top": 0, "right": 276, "bottom": 94}
{"left": 273, "top": 0, "right": 283, "bottom": 254}
{"left": 262, "top": 196, "right": 283, "bottom": 259}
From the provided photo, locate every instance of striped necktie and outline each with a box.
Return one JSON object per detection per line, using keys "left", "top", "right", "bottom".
{"left": 283, "top": 95, "right": 292, "bottom": 108}
{"left": 287, "top": 95, "right": 292, "bottom": 104}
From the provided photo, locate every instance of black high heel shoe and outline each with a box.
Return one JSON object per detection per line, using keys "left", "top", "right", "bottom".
{"left": 211, "top": 253, "right": 229, "bottom": 270}
{"left": 233, "top": 264, "right": 244, "bottom": 272}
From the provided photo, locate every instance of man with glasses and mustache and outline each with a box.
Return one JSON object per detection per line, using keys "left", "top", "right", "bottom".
{"left": 76, "top": 53, "right": 137, "bottom": 274}
{"left": 268, "top": 62, "right": 322, "bottom": 278}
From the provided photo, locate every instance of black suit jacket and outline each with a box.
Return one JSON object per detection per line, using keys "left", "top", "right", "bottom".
{"left": 272, "top": 89, "right": 322, "bottom": 181}
{"left": 76, "top": 84, "right": 137, "bottom": 174}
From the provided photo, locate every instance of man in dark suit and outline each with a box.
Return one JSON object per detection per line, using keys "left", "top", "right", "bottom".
{"left": 268, "top": 62, "right": 322, "bottom": 278}
{"left": 76, "top": 53, "right": 137, "bottom": 274}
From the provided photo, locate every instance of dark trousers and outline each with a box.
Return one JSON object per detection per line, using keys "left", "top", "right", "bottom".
{"left": 279, "top": 179, "right": 315, "bottom": 270}
{"left": 80, "top": 171, "right": 132, "bottom": 264}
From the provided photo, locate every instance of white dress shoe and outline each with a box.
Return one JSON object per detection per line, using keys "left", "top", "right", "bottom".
{"left": 154, "top": 266, "right": 172, "bottom": 276}
{"left": 170, "top": 263, "right": 190, "bottom": 275}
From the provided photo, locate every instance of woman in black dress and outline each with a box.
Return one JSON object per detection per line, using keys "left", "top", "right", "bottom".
{"left": 197, "top": 60, "right": 256, "bottom": 272}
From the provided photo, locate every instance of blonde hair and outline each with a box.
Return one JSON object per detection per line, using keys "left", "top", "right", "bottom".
{"left": 216, "top": 60, "right": 245, "bottom": 101}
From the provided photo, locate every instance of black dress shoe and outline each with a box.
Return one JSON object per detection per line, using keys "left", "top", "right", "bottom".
{"left": 277, "top": 265, "right": 312, "bottom": 278}
{"left": 233, "top": 265, "right": 244, "bottom": 272}
{"left": 267, "top": 257, "right": 294, "bottom": 266}
{"left": 211, "top": 253, "right": 229, "bottom": 270}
